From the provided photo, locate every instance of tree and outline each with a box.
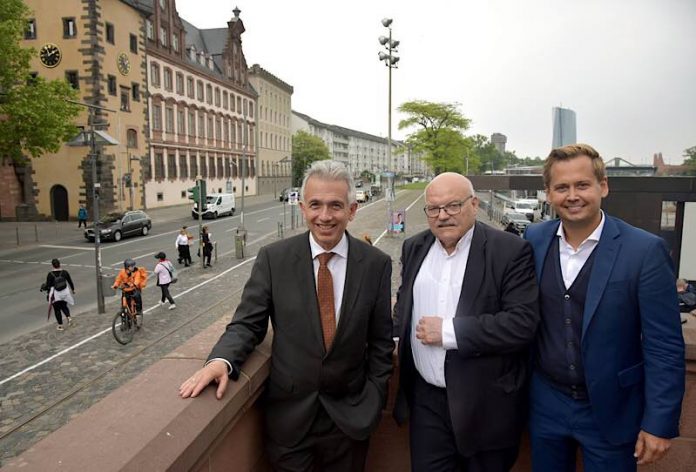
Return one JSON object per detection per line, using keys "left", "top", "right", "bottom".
{"left": 683, "top": 146, "right": 696, "bottom": 175}
{"left": 398, "top": 101, "right": 472, "bottom": 174}
{"left": 359, "top": 169, "right": 375, "bottom": 184}
{"left": 0, "top": 0, "right": 80, "bottom": 164}
{"left": 291, "top": 130, "right": 330, "bottom": 186}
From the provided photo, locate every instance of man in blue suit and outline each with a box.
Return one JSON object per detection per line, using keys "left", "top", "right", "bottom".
{"left": 525, "top": 144, "right": 685, "bottom": 471}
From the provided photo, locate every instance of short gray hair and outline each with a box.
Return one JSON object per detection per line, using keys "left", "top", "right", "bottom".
{"left": 301, "top": 160, "right": 356, "bottom": 204}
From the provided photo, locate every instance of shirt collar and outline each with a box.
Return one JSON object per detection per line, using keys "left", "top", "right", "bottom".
{"left": 557, "top": 210, "right": 605, "bottom": 247}
{"left": 309, "top": 232, "right": 348, "bottom": 260}
{"left": 434, "top": 224, "right": 475, "bottom": 256}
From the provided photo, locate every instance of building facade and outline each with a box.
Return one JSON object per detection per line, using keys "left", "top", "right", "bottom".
{"left": 291, "top": 111, "right": 428, "bottom": 179}
{"left": 491, "top": 133, "right": 507, "bottom": 154}
{"left": 144, "top": 1, "right": 257, "bottom": 208}
{"left": 552, "top": 106, "right": 577, "bottom": 149}
{"left": 248, "top": 64, "right": 293, "bottom": 198}
{"left": 20, "top": 0, "right": 150, "bottom": 220}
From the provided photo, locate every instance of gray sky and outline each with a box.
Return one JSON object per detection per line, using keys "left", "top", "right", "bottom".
{"left": 175, "top": 0, "right": 695, "bottom": 164}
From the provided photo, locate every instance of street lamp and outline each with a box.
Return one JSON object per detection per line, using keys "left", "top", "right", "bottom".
{"left": 378, "top": 18, "right": 400, "bottom": 233}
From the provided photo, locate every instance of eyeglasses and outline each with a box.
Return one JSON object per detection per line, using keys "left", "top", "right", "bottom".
{"left": 423, "top": 196, "right": 473, "bottom": 218}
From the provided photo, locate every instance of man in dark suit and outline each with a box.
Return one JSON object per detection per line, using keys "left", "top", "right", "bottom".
{"left": 393, "top": 172, "right": 539, "bottom": 471}
{"left": 180, "top": 160, "right": 394, "bottom": 471}
{"left": 524, "top": 144, "right": 685, "bottom": 471}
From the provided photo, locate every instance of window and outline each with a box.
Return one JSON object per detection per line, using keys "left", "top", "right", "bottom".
{"left": 165, "top": 107, "right": 174, "bottom": 132}
{"left": 179, "top": 154, "right": 188, "bottom": 179}
{"left": 154, "top": 153, "right": 164, "bottom": 179}
{"left": 175, "top": 73, "right": 184, "bottom": 95}
{"left": 105, "top": 22, "right": 114, "bottom": 44}
{"left": 172, "top": 34, "right": 178, "bottom": 52}
{"left": 224, "top": 157, "right": 231, "bottom": 178}
{"left": 63, "top": 18, "right": 76, "bottom": 38}
{"left": 131, "top": 82, "right": 140, "bottom": 101}
{"left": 156, "top": 192, "right": 163, "bottom": 202}
{"left": 223, "top": 91, "right": 228, "bottom": 109}
{"left": 206, "top": 84, "right": 212, "bottom": 104}
{"left": 159, "top": 26, "right": 167, "bottom": 46}
{"left": 152, "top": 104, "right": 162, "bottom": 130}
{"left": 209, "top": 156, "right": 216, "bottom": 178}
{"left": 177, "top": 109, "right": 185, "bottom": 135}
{"left": 159, "top": 0, "right": 165, "bottom": 9}
{"left": 198, "top": 114, "right": 205, "bottom": 138}
{"left": 214, "top": 88, "right": 220, "bottom": 107}
{"left": 120, "top": 86, "right": 130, "bottom": 111}
{"left": 143, "top": 155, "right": 152, "bottom": 180}
{"left": 230, "top": 121, "right": 236, "bottom": 145}
{"left": 196, "top": 80, "right": 204, "bottom": 101}
{"left": 129, "top": 34, "right": 138, "bottom": 53}
{"left": 25, "top": 19, "right": 36, "bottom": 40}
{"left": 163, "top": 68, "right": 172, "bottom": 91}
{"left": 65, "top": 70, "right": 79, "bottom": 89}
{"left": 199, "top": 154, "right": 207, "bottom": 178}
{"left": 230, "top": 93, "right": 235, "bottom": 112}
{"left": 242, "top": 99, "right": 247, "bottom": 116}
{"left": 186, "top": 77, "right": 194, "bottom": 98}
{"left": 207, "top": 116, "right": 213, "bottom": 140}
{"left": 236, "top": 96, "right": 241, "bottom": 113}
{"left": 215, "top": 118, "right": 222, "bottom": 143}
{"left": 190, "top": 153, "right": 198, "bottom": 178}
{"left": 127, "top": 129, "right": 138, "bottom": 148}
{"left": 107, "top": 75, "right": 117, "bottom": 96}
{"left": 150, "top": 63, "right": 160, "bottom": 86}
{"left": 217, "top": 157, "right": 223, "bottom": 177}
{"left": 167, "top": 153, "right": 177, "bottom": 179}
{"left": 249, "top": 104, "right": 253, "bottom": 119}
{"left": 146, "top": 20, "right": 153, "bottom": 40}
{"left": 188, "top": 111, "right": 195, "bottom": 136}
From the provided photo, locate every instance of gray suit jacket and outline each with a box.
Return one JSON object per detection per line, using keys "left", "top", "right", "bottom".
{"left": 208, "top": 231, "right": 394, "bottom": 446}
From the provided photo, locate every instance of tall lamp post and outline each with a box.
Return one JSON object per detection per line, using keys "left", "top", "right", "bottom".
{"left": 378, "top": 18, "right": 399, "bottom": 232}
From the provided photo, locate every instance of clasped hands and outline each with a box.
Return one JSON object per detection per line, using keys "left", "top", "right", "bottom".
{"left": 415, "top": 316, "right": 443, "bottom": 346}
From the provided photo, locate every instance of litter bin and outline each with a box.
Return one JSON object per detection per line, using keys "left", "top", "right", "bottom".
{"left": 235, "top": 228, "right": 247, "bottom": 259}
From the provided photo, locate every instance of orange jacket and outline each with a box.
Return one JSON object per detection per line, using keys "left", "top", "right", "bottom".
{"left": 112, "top": 268, "right": 144, "bottom": 292}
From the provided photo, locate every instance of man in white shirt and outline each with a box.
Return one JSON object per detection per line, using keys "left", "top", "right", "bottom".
{"left": 179, "top": 160, "right": 393, "bottom": 471}
{"left": 393, "top": 172, "right": 539, "bottom": 471}
{"left": 525, "top": 144, "right": 684, "bottom": 472}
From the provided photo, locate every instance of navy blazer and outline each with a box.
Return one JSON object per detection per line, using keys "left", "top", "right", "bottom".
{"left": 525, "top": 215, "right": 685, "bottom": 444}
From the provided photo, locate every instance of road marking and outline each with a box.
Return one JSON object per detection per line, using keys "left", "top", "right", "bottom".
{"left": 40, "top": 245, "right": 93, "bottom": 251}
{"left": 0, "top": 256, "right": 257, "bottom": 387}
{"left": 256, "top": 217, "right": 269, "bottom": 223}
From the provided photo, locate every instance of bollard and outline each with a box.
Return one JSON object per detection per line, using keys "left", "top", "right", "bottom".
{"left": 35, "top": 224, "right": 39, "bottom": 242}
{"left": 234, "top": 228, "right": 247, "bottom": 259}
{"left": 277, "top": 222, "right": 284, "bottom": 239}
{"left": 214, "top": 241, "right": 218, "bottom": 263}
{"left": 16, "top": 226, "right": 20, "bottom": 247}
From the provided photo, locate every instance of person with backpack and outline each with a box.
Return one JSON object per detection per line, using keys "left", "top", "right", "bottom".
{"left": 112, "top": 259, "right": 147, "bottom": 314}
{"left": 77, "top": 205, "right": 88, "bottom": 228}
{"left": 154, "top": 252, "right": 176, "bottom": 310}
{"left": 45, "top": 258, "right": 75, "bottom": 331}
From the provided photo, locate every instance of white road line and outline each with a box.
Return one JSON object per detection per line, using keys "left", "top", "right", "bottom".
{"left": 0, "top": 256, "right": 257, "bottom": 387}
{"left": 256, "top": 217, "right": 269, "bottom": 223}
{"left": 40, "top": 245, "right": 93, "bottom": 251}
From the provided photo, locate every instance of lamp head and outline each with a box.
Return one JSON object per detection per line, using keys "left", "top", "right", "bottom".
{"left": 381, "top": 18, "right": 393, "bottom": 27}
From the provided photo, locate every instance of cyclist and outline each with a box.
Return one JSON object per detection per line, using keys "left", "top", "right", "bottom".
{"left": 112, "top": 258, "right": 145, "bottom": 314}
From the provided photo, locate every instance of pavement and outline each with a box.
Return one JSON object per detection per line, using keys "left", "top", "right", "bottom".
{"left": 0, "top": 189, "right": 504, "bottom": 465}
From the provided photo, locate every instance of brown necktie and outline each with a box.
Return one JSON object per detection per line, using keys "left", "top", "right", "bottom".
{"left": 317, "top": 252, "right": 336, "bottom": 350}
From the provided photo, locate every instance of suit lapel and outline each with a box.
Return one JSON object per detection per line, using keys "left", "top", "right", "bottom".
{"left": 582, "top": 216, "right": 621, "bottom": 339}
{"left": 334, "top": 233, "right": 365, "bottom": 345}
{"left": 292, "top": 232, "right": 325, "bottom": 349}
{"left": 455, "top": 223, "right": 486, "bottom": 317}
{"left": 400, "top": 232, "right": 434, "bottom": 338}
{"left": 533, "top": 221, "right": 561, "bottom": 284}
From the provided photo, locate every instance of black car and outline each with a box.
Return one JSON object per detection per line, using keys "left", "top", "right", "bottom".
{"left": 84, "top": 210, "right": 152, "bottom": 242}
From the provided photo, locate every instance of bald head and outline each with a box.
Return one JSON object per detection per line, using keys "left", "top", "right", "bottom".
{"left": 425, "top": 172, "right": 475, "bottom": 199}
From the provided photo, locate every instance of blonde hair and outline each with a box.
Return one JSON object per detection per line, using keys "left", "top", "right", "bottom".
{"left": 543, "top": 143, "right": 606, "bottom": 188}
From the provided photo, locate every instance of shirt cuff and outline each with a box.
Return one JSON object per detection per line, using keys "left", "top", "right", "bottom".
{"left": 206, "top": 358, "right": 233, "bottom": 376}
{"left": 442, "top": 319, "right": 458, "bottom": 350}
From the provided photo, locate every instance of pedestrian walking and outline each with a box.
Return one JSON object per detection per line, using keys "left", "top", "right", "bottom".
{"left": 201, "top": 226, "right": 213, "bottom": 267}
{"left": 175, "top": 227, "right": 192, "bottom": 267}
{"left": 77, "top": 205, "right": 88, "bottom": 228}
{"left": 154, "top": 252, "right": 176, "bottom": 310}
{"left": 45, "top": 258, "right": 75, "bottom": 331}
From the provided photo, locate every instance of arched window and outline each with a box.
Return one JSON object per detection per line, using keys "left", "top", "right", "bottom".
{"left": 126, "top": 129, "right": 137, "bottom": 148}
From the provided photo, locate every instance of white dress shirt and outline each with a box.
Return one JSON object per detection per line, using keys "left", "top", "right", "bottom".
{"left": 411, "top": 226, "right": 474, "bottom": 387}
{"left": 309, "top": 232, "right": 348, "bottom": 323}
{"left": 175, "top": 234, "right": 189, "bottom": 247}
{"left": 557, "top": 211, "right": 605, "bottom": 289}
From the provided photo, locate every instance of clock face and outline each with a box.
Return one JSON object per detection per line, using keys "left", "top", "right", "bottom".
{"left": 117, "top": 52, "right": 131, "bottom": 76}
{"left": 39, "top": 43, "right": 61, "bottom": 68}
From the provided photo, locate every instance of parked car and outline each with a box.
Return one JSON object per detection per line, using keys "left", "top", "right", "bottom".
{"left": 192, "top": 193, "right": 236, "bottom": 219}
{"left": 84, "top": 210, "right": 151, "bottom": 242}
{"left": 279, "top": 187, "right": 300, "bottom": 202}
{"left": 370, "top": 185, "right": 382, "bottom": 197}
{"left": 501, "top": 212, "right": 531, "bottom": 233}
{"left": 356, "top": 190, "right": 369, "bottom": 203}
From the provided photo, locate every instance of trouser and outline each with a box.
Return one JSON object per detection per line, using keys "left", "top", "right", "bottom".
{"left": 53, "top": 300, "right": 71, "bottom": 325}
{"left": 159, "top": 283, "right": 175, "bottom": 304}
{"left": 177, "top": 244, "right": 192, "bottom": 266}
{"left": 125, "top": 291, "right": 143, "bottom": 313}
{"left": 409, "top": 373, "right": 519, "bottom": 472}
{"left": 78, "top": 219, "right": 87, "bottom": 228}
{"left": 203, "top": 244, "right": 212, "bottom": 265}
{"left": 266, "top": 405, "right": 369, "bottom": 472}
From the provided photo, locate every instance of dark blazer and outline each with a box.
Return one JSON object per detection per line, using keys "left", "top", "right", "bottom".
{"left": 525, "top": 215, "right": 685, "bottom": 444}
{"left": 208, "top": 231, "right": 394, "bottom": 447}
{"left": 393, "top": 222, "right": 539, "bottom": 456}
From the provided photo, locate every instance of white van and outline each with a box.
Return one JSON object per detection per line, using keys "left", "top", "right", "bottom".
{"left": 191, "top": 193, "right": 236, "bottom": 219}
{"left": 511, "top": 200, "right": 537, "bottom": 221}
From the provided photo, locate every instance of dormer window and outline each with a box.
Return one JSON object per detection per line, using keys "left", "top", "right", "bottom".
{"left": 189, "top": 45, "right": 196, "bottom": 60}
{"left": 172, "top": 34, "right": 178, "bottom": 51}
{"left": 146, "top": 20, "right": 153, "bottom": 39}
{"left": 159, "top": 26, "right": 167, "bottom": 46}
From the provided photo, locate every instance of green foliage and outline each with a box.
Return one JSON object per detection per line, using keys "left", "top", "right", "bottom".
{"left": 291, "top": 130, "right": 330, "bottom": 186}
{"left": 0, "top": 0, "right": 80, "bottom": 164}
{"left": 684, "top": 146, "right": 696, "bottom": 175}
{"left": 359, "top": 169, "right": 375, "bottom": 183}
{"left": 398, "top": 101, "right": 473, "bottom": 175}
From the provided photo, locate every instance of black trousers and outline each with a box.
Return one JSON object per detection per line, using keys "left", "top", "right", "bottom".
{"left": 266, "top": 404, "right": 369, "bottom": 472}
{"left": 203, "top": 243, "right": 212, "bottom": 265}
{"left": 409, "top": 374, "right": 519, "bottom": 472}
{"left": 159, "top": 283, "right": 175, "bottom": 304}
{"left": 52, "top": 300, "right": 71, "bottom": 324}
{"left": 177, "top": 244, "right": 191, "bottom": 266}
{"left": 78, "top": 219, "right": 87, "bottom": 228}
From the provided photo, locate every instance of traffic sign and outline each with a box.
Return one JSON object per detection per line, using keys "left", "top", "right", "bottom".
{"left": 288, "top": 191, "right": 299, "bottom": 206}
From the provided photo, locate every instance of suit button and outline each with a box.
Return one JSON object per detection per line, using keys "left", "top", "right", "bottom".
{"left": 569, "top": 364, "right": 576, "bottom": 370}
{"left": 565, "top": 318, "right": 572, "bottom": 325}
{"left": 564, "top": 294, "right": 570, "bottom": 300}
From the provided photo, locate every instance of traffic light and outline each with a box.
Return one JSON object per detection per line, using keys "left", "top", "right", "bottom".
{"left": 187, "top": 179, "right": 207, "bottom": 203}
{"left": 187, "top": 185, "right": 199, "bottom": 202}
{"left": 197, "top": 179, "right": 207, "bottom": 202}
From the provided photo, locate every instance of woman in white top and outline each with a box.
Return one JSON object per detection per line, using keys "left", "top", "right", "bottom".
{"left": 153, "top": 252, "right": 176, "bottom": 309}
{"left": 175, "top": 227, "right": 192, "bottom": 267}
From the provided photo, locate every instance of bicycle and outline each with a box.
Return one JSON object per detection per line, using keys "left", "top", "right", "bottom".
{"left": 112, "top": 287, "right": 143, "bottom": 345}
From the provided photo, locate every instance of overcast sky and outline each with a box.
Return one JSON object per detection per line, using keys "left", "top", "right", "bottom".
{"left": 175, "top": 0, "right": 695, "bottom": 164}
